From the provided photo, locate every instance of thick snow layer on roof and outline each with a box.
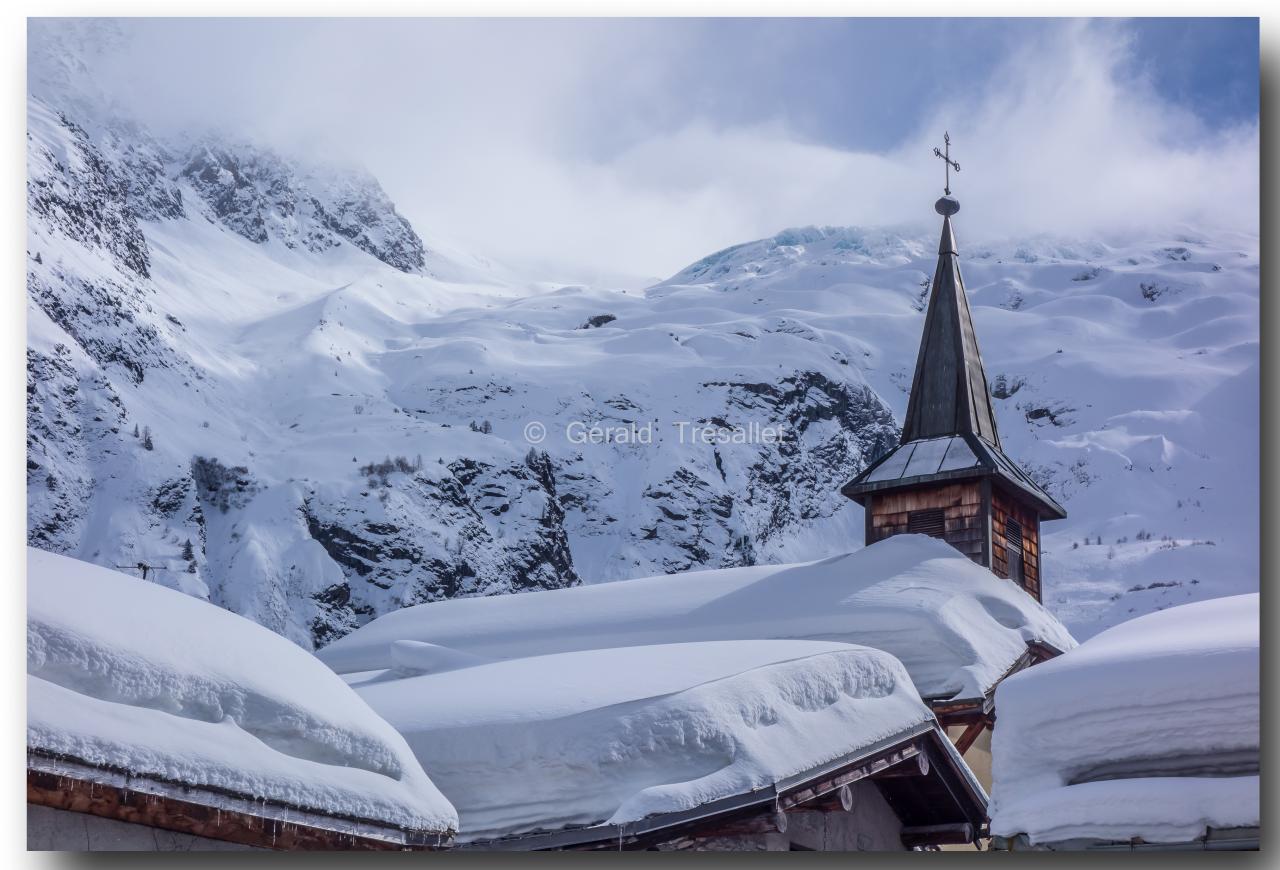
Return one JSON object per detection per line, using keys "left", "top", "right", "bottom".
{"left": 349, "top": 639, "right": 934, "bottom": 842}
{"left": 27, "top": 548, "right": 457, "bottom": 834}
{"left": 990, "top": 594, "right": 1258, "bottom": 844}
{"left": 321, "top": 535, "right": 1075, "bottom": 701}
{"left": 991, "top": 775, "right": 1259, "bottom": 847}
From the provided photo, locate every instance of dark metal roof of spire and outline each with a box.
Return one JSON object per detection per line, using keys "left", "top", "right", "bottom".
{"left": 840, "top": 431, "right": 1067, "bottom": 519}
{"left": 842, "top": 192, "right": 1066, "bottom": 520}
{"left": 900, "top": 202, "right": 1002, "bottom": 448}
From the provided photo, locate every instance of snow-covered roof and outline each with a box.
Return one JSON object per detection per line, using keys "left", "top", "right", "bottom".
{"left": 26, "top": 548, "right": 458, "bottom": 839}
{"left": 319, "top": 534, "right": 1076, "bottom": 702}
{"left": 347, "top": 639, "right": 941, "bottom": 843}
{"left": 989, "top": 593, "right": 1259, "bottom": 848}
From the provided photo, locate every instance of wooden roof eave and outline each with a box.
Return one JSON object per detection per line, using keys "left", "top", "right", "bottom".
{"left": 927, "top": 639, "right": 1067, "bottom": 726}
{"left": 991, "top": 826, "right": 1261, "bottom": 852}
{"left": 843, "top": 434, "right": 1067, "bottom": 521}
{"left": 457, "top": 721, "right": 988, "bottom": 851}
{"left": 841, "top": 463, "right": 991, "bottom": 502}
{"left": 973, "top": 435, "right": 1068, "bottom": 520}
{"left": 27, "top": 750, "right": 455, "bottom": 851}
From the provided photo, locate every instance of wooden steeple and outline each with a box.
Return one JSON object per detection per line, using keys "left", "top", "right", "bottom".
{"left": 842, "top": 142, "right": 1065, "bottom": 601}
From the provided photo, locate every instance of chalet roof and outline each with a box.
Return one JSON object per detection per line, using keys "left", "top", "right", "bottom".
{"left": 26, "top": 549, "right": 458, "bottom": 844}
{"left": 346, "top": 639, "right": 991, "bottom": 848}
{"left": 841, "top": 432, "right": 1067, "bottom": 520}
{"left": 900, "top": 208, "right": 1001, "bottom": 447}
{"left": 27, "top": 753, "right": 453, "bottom": 850}
{"left": 989, "top": 594, "right": 1259, "bottom": 849}
{"left": 320, "top": 534, "right": 1077, "bottom": 703}
{"left": 456, "top": 722, "right": 988, "bottom": 850}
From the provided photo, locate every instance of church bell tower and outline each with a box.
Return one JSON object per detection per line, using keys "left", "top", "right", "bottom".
{"left": 841, "top": 134, "right": 1065, "bottom": 601}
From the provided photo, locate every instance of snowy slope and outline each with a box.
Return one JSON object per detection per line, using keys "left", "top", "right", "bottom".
{"left": 26, "top": 31, "right": 1258, "bottom": 645}
{"left": 26, "top": 93, "right": 897, "bottom": 648}
{"left": 651, "top": 224, "right": 1259, "bottom": 636}
{"left": 27, "top": 548, "right": 457, "bottom": 834}
{"left": 26, "top": 94, "right": 581, "bottom": 648}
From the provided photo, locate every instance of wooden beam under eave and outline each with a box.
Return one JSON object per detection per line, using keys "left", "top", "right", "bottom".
{"left": 776, "top": 742, "right": 924, "bottom": 812}
{"left": 670, "top": 810, "right": 790, "bottom": 839}
{"left": 901, "top": 823, "right": 975, "bottom": 848}
{"left": 952, "top": 720, "right": 987, "bottom": 756}
{"left": 874, "top": 749, "right": 930, "bottom": 778}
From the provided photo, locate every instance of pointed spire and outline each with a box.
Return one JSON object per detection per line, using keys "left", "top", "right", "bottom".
{"left": 938, "top": 213, "right": 958, "bottom": 255}
{"left": 900, "top": 197, "right": 1002, "bottom": 448}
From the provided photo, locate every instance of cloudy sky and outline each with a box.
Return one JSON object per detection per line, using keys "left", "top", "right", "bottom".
{"left": 33, "top": 18, "right": 1260, "bottom": 283}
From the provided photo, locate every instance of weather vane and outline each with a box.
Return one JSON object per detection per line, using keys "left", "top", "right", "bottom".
{"left": 933, "top": 132, "right": 960, "bottom": 196}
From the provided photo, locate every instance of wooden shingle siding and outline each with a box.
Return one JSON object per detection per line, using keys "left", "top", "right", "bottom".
{"left": 991, "top": 486, "right": 1041, "bottom": 600}
{"left": 868, "top": 482, "right": 987, "bottom": 564}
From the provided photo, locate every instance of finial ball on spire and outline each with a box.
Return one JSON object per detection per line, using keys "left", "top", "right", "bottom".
{"left": 935, "top": 195, "right": 960, "bottom": 216}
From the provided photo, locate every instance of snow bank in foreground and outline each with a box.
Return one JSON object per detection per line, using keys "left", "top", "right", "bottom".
{"left": 321, "top": 535, "right": 1075, "bottom": 701}
{"left": 990, "top": 594, "right": 1258, "bottom": 844}
{"left": 27, "top": 548, "right": 457, "bottom": 833}
{"left": 350, "top": 640, "right": 933, "bottom": 841}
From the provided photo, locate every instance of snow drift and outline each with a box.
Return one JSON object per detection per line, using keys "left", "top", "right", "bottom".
{"left": 989, "top": 593, "right": 1259, "bottom": 846}
{"left": 26, "top": 548, "right": 458, "bottom": 834}
{"left": 320, "top": 534, "right": 1076, "bottom": 703}
{"left": 349, "top": 639, "right": 934, "bottom": 842}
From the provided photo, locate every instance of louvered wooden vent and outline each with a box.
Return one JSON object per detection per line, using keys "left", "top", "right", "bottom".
{"left": 1005, "top": 518, "right": 1024, "bottom": 552}
{"left": 907, "top": 508, "right": 945, "bottom": 539}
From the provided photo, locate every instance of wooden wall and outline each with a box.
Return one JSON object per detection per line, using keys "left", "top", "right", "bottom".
{"left": 27, "top": 767, "right": 449, "bottom": 851}
{"left": 867, "top": 482, "right": 986, "bottom": 565}
{"left": 991, "top": 487, "right": 1040, "bottom": 600}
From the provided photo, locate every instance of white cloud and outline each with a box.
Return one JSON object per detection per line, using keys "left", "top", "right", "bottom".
{"left": 381, "top": 21, "right": 1258, "bottom": 279}
{"left": 37, "top": 19, "right": 1259, "bottom": 282}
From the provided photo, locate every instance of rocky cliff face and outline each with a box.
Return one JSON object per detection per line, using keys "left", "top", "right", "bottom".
{"left": 28, "top": 109, "right": 151, "bottom": 277}
{"left": 179, "top": 143, "right": 426, "bottom": 272}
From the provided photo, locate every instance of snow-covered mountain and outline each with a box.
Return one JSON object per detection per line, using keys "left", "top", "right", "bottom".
{"left": 26, "top": 66, "right": 1258, "bottom": 644}
{"left": 26, "top": 93, "right": 900, "bottom": 648}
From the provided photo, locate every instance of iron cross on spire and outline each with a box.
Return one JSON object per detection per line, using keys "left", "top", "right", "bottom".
{"left": 933, "top": 132, "right": 960, "bottom": 196}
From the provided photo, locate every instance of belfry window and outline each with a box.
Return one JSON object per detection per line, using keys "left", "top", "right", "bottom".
{"left": 907, "top": 508, "right": 945, "bottom": 539}
{"left": 1005, "top": 518, "right": 1025, "bottom": 586}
